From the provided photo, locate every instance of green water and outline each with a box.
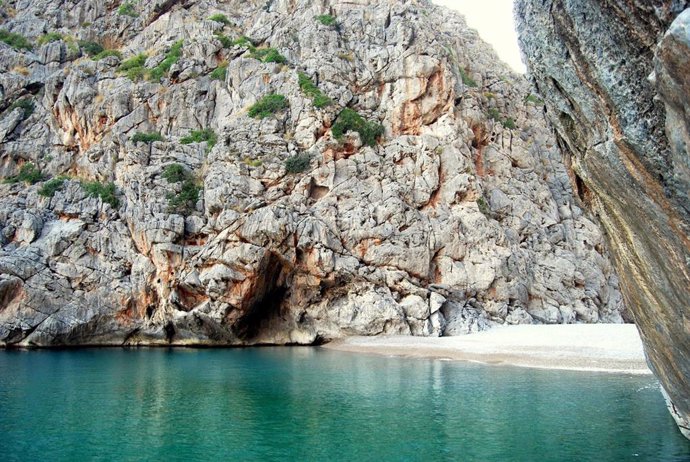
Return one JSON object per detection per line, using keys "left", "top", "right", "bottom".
{"left": 0, "top": 348, "right": 688, "bottom": 461}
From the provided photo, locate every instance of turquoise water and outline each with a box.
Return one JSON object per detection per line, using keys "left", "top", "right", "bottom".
{"left": 0, "top": 348, "right": 689, "bottom": 461}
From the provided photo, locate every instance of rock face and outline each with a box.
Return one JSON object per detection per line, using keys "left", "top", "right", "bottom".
{"left": 0, "top": 0, "right": 625, "bottom": 348}
{"left": 516, "top": 0, "right": 690, "bottom": 438}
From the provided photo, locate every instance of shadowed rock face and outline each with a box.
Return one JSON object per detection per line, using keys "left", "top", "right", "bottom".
{"left": 516, "top": 0, "right": 690, "bottom": 438}
{"left": 1, "top": 0, "right": 625, "bottom": 348}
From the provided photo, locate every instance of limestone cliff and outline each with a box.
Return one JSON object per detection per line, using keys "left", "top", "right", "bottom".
{"left": 516, "top": 0, "right": 690, "bottom": 438}
{"left": 0, "top": 0, "right": 624, "bottom": 348}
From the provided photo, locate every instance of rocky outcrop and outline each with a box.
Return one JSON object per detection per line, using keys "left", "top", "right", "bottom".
{"left": 516, "top": 0, "right": 690, "bottom": 438}
{"left": 1, "top": 0, "right": 625, "bottom": 348}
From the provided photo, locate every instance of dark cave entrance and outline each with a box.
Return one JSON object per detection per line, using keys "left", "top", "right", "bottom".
{"left": 233, "top": 251, "right": 291, "bottom": 342}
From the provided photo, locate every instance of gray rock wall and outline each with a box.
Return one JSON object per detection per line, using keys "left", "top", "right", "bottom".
{"left": 516, "top": 0, "right": 690, "bottom": 439}
{"left": 1, "top": 0, "right": 624, "bottom": 348}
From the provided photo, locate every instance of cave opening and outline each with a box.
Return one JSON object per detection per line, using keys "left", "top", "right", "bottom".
{"left": 233, "top": 251, "right": 291, "bottom": 342}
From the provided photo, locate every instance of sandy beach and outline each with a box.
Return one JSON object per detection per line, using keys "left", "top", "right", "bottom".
{"left": 323, "top": 324, "right": 652, "bottom": 374}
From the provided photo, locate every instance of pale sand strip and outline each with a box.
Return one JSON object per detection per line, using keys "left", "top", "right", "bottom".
{"left": 323, "top": 324, "right": 652, "bottom": 374}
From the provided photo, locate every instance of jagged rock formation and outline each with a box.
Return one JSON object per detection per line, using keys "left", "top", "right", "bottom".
{"left": 0, "top": 0, "right": 625, "bottom": 348}
{"left": 516, "top": 0, "right": 690, "bottom": 439}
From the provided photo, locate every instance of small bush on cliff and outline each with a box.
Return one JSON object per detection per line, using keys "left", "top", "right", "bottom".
{"left": 331, "top": 108, "right": 384, "bottom": 147}
{"left": 39, "top": 177, "right": 67, "bottom": 198}
{"left": 214, "top": 32, "right": 233, "bottom": 48}
{"left": 167, "top": 179, "right": 201, "bottom": 214}
{"left": 132, "top": 132, "right": 165, "bottom": 143}
{"left": 81, "top": 181, "right": 120, "bottom": 207}
{"left": 92, "top": 49, "right": 122, "bottom": 61}
{"left": 208, "top": 14, "right": 231, "bottom": 25}
{"left": 315, "top": 15, "right": 337, "bottom": 27}
{"left": 0, "top": 29, "right": 33, "bottom": 50}
{"left": 248, "top": 94, "right": 289, "bottom": 119}
{"left": 162, "top": 164, "right": 187, "bottom": 183}
{"left": 210, "top": 63, "right": 228, "bottom": 81}
{"left": 148, "top": 40, "right": 183, "bottom": 81}
{"left": 4, "top": 163, "right": 45, "bottom": 185}
{"left": 459, "top": 67, "right": 477, "bottom": 87}
{"left": 38, "top": 32, "right": 63, "bottom": 46}
{"left": 251, "top": 47, "right": 287, "bottom": 64}
{"left": 8, "top": 98, "right": 35, "bottom": 120}
{"left": 285, "top": 154, "right": 311, "bottom": 174}
{"left": 118, "top": 1, "right": 138, "bottom": 17}
{"left": 297, "top": 72, "right": 331, "bottom": 109}
{"left": 78, "top": 40, "right": 104, "bottom": 57}
{"left": 118, "top": 53, "right": 147, "bottom": 81}
{"left": 180, "top": 129, "right": 217, "bottom": 152}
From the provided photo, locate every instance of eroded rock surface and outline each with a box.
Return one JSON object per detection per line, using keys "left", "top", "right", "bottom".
{"left": 516, "top": 0, "right": 690, "bottom": 438}
{"left": 0, "top": 0, "right": 624, "bottom": 349}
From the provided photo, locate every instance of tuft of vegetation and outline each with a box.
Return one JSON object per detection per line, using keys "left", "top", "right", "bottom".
{"left": 331, "top": 108, "right": 384, "bottom": 147}
{"left": 180, "top": 129, "right": 217, "bottom": 152}
{"left": 132, "top": 132, "right": 164, "bottom": 143}
{"left": 39, "top": 177, "right": 67, "bottom": 198}
{"left": 459, "top": 67, "right": 477, "bottom": 87}
{"left": 0, "top": 29, "right": 33, "bottom": 50}
{"left": 297, "top": 72, "right": 331, "bottom": 109}
{"left": 208, "top": 14, "right": 231, "bottom": 25}
{"left": 78, "top": 40, "right": 104, "bottom": 57}
{"left": 285, "top": 153, "right": 311, "bottom": 174}
{"left": 167, "top": 178, "right": 201, "bottom": 214}
{"left": 92, "top": 49, "right": 122, "bottom": 61}
{"left": 477, "top": 196, "right": 490, "bottom": 215}
{"left": 337, "top": 51, "right": 354, "bottom": 62}
{"left": 525, "top": 94, "right": 544, "bottom": 105}
{"left": 488, "top": 108, "right": 517, "bottom": 130}
{"left": 162, "top": 164, "right": 187, "bottom": 183}
{"left": 117, "top": 53, "right": 147, "bottom": 81}
{"left": 4, "top": 163, "right": 45, "bottom": 185}
{"left": 214, "top": 32, "right": 233, "bottom": 48}
{"left": 81, "top": 181, "right": 119, "bottom": 207}
{"left": 38, "top": 32, "right": 63, "bottom": 46}
{"left": 232, "top": 36, "right": 254, "bottom": 48}
{"left": 248, "top": 93, "right": 289, "bottom": 119}
{"left": 148, "top": 40, "right": 183, "bottom": 81}
{"left": 117, "top": 1, "right": 138, "bottom": 17}
{"left": 250, "top": 47, "right": 287, "bottom": 64}
{"left": 315, "top": 14, "right": 337, "bottom": 27}
{"left": 210, "top": 63, "right": 227, "bottom": 81}
{"left": 8, "top": 98, "right": 35, "bottom": 120}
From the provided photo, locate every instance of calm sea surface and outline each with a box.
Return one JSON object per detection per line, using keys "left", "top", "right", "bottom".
{"left": 0, "top": 348, "right": 688, "bottom": 461}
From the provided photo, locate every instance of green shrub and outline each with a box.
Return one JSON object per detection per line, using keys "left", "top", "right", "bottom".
{"left": 208, "top": 14, "right": 231, "bottom": 25}
{"left": 8, "top": 98, "right": 35, "bottom": 120}
{"left": 315, "top": 15, "right": 337, "bottom": 27}
{"left": 162, "top": 164, "right": 187, "bottom": 183}
{"left": 488, "top": 108, "right": 501, "bottom": 122}
{"left": 487, "top": 108, "right": 516, "bottom": 130}
{"left": 132, "top": 132, "right": 164, "bottom": 143}
{"left": 117, "top": 53, "right": 147, "bottom": 81}
{"left": 459, "top": 67, "right": 477, "bottom": 87}
{"left": 331, "top": 108, "right": 384, "bottom": 147}
{"left": 0, "top": 29, "right": 33, "bottom": 50}
{"left": 214, "top": 33, "right": 233, "bottom": 48}
{"left": 4, "top": 163, "right": 45, "bottom": 184}
{"left": 117, "top": 1, "right": 138, "bottom": 17}
{"left": 248, "top": 93, "right": 289, "bottom": 119}
{"left": 503, "top": 118, "right": 517, "bottom": 130}
{"left": 297, "top": 72, "right": 331, "bottom": 109}
{"left": 167, "top": 179, "right": 201, "bottom": 214}
{"left": 285, "top": 154, "right": 311, "bottom": 173}
{"left": 38, "top": 32, "right": 63, "bottom": 45}
{"left": 477, "top": 196, "right": 490, "bottom": 215}
{"left": 250, "top": 47, "right": 287, "bottom": 64}
{"left": 232, "top": 36, "right": 254, "bottom": 48}
{"left": 525, "top": 94, "right": 544, "bottom": 105}
{"left": 180, "top": 129, "right": 217, "bottom": 151}
{"left": 39, "top": 177, "right": 66, "bottom": 197}
{"left": 148, "top": 40, "right": 182, "bottom": 81}
{"left": 78, "top": 40, "right": 104, "bottom": 57}
{"left": 210, "top": 63, "right": 227, "bottom": 81}
{"left": 81, "top": 181, "right": 119, "bottom": 207}
{"left": 92, "top": 49, "right": 122, "bottom": 60}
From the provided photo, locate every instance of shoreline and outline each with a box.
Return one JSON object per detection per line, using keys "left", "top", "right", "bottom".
{"left": 322, "top": 324, "right": 652, "bottom": 375}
